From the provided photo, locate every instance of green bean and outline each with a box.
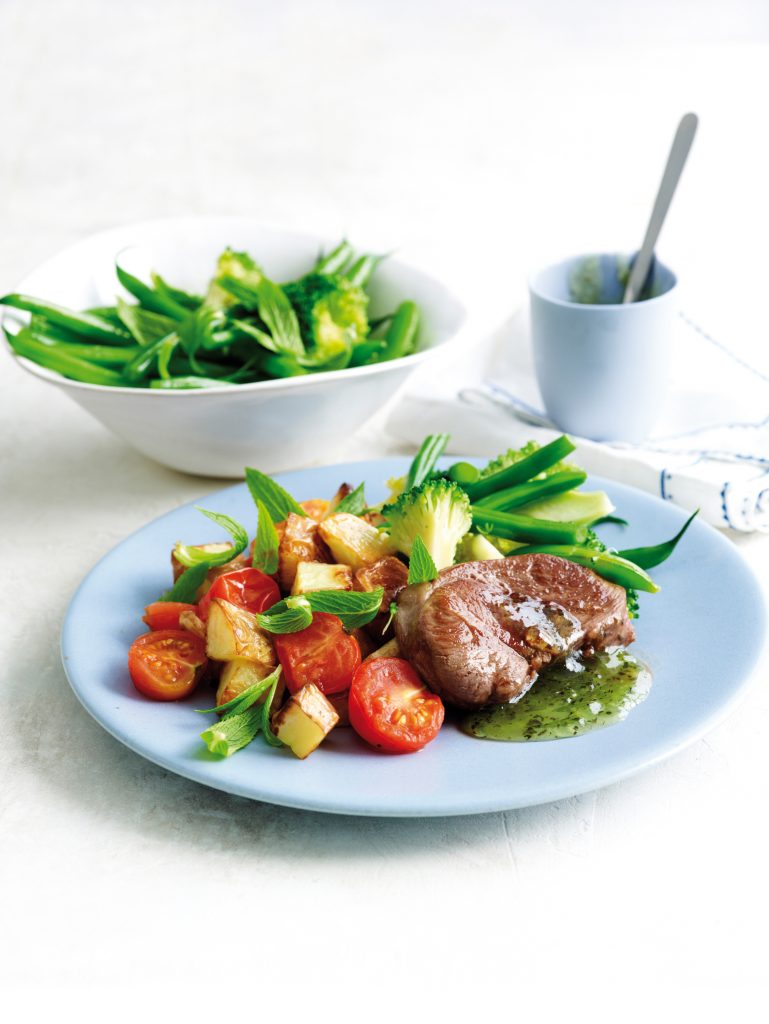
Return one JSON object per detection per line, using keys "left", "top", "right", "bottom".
{"left": 509, "top": 544, "right": 660, "bottom": 593}
{"left": 475, "top": 469, "right": 588, "bottom": 512}
{"left": 116, "top": 265, "right": 188, "bottom": 319}
{"left": 464, "top": 435, "right": 576, "bottom": 501}
{"left": 618, "top": 510, "right": 698, "bottom": 569}
{"left": 122, "top": 333, "right": 177, "bottom": 383}
{"left": 7, "top": 328, "right": 125, "bottom": 385}
{"left": 346, "top": 254, "right": 384, "bottom": 288}
{"left": 406, "top": 433, "right": 450, "bottom": 490}
{"left": 84, "top": 305, "right": 126, "bottom": 326}
{"left": 22, "top": 319, "right": 140, "bottom": 365}
{"left": 382, "top": 301, "right": 419, "bottom": 360}
{"left": 314, "top": 239, "right": 354, "bottom": 275}
{"left": 470, "top": 506, "right": 588, "bottom": 545}
{"left": 1, "top": 293, "right": 131, "bottom": 343}
{"left": 37, "top": 340, "right": 138, "bottom": 366}
{"left": 348, "top": 338, "right": 387, "bottom": 367}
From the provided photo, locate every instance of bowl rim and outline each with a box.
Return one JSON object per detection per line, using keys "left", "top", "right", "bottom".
{"left": 1, "top": 216, "right": 468, "bottom": 398}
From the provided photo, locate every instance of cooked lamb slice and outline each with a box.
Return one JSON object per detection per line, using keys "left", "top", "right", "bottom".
{"left": 395, "top": 554, "right": 635, "bottom": 709}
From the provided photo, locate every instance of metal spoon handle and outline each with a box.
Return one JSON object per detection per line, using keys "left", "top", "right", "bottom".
{"left": 623, "top": 112, "right": 699, "bottom": 303}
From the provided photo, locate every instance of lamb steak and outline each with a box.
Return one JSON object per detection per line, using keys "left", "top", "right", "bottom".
{"left": 395, "top": 554, "right": 635, "bottom": 709}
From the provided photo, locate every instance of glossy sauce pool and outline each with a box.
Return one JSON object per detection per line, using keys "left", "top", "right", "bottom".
{"left": 461, "top": 648, "right": 652, "bottom": 741}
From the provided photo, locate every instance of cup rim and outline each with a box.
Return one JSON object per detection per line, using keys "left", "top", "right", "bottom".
{"left": 528, "top": 252, "right": 678, "bottom": 310}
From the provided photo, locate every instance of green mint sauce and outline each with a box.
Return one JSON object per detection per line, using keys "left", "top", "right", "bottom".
{"left": 461, "top": 648, "right": 652, "bottom": 741}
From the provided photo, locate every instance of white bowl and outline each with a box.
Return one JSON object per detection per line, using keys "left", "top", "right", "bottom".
{"left": 2, "top": 218, "right": 468, "bottom": 476}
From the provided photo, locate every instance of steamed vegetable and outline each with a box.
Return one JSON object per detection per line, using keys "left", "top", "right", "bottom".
{"left": 509, "top": 544, "right": 659, "bottom": 594}
{"left": 2, "top": 239, "right": 421, "bottom": 388}
{"left": 466, "top": 436, "right": 578, "bottom": 501}
{"left": 383, "top": 478, "right": 472, "bottom": 570}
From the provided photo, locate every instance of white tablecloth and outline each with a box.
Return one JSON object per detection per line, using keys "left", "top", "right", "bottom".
{"left": 1, "top": 0, "right": 767, "bottom": 1012}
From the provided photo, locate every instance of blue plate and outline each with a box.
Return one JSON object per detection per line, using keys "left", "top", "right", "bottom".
{"left": 61, "top": 459, "right": 766, "bottom": 817}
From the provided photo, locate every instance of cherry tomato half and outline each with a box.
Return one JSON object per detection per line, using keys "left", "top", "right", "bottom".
{"left": 274, "top": 613, "right": 361, "bottom": 696}
{"left": 128, "top": 629, "right": 208, "bottom": 701}
{"left": 198, "top": 567, "right": 280, "bottom": 620}
{"left": 142, "top": 601, "right": 197, "bottom": 631}
{"left": 348, "top": 658, "right": 444, "bottom": 753}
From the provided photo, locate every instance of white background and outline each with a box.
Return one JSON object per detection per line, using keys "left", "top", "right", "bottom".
{"left": 1, "top": 0, "right": 768, "bottom": 1015}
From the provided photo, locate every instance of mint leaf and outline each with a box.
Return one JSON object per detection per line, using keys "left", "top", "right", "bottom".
{"left": 335, "top": 482, "right": 367, "bottom": 516}
{"left": 257, "top": 595, "right": 313, "bottom": 634}
{"left": 200, "top": 705, "right": 263, "bottom": 757}
{"left": 218, "top": 274, "right": 304, "bottom": 356}
{"left": 253, "top": 499, "right": 279, "bottom": 575}
{"left": 245, "top": 467, "right": 306, "bottom": 523}
{"left": 174, "top": 508, "right": 249, "bottom": 568}
{"left": 116, "top": 298, "right": 178, "bottom": 346}
{"left": 195, "top": 666, "right": 281, "bottom": 717}
{"left": 305, "top": 588, "right": 384, "bottom": 630}
{"left": 257, "top": 588, "right": 385, "bottom": 633}
{"left": 408, "top": 535, "right": 438, "bottom": 584}
{"left": 260, "top": 673, "right": 284, "bottom": 748}
{"left": 158, "top": 562, "right": 209, "bottom": 603}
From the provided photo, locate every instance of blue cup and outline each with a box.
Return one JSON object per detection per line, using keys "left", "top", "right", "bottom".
{"left": 529, "top": 253, "right": 678, "bottom": 443}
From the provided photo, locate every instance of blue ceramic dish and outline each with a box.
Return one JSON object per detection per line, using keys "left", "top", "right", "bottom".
{"left": 61, "top": 459, "right": 766, "bottom": 817}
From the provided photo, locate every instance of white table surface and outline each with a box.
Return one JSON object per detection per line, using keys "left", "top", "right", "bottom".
{"left": 1, "top": 0, "right": 768, "bottom": 1011}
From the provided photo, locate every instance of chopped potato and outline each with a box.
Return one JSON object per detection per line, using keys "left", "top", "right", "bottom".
{"left": 278, "top": 513, "right": 332, "bottom": 592}
{"left": 217, "top": 658, "right": 282, "bottom": 707}
{"left": 301, "top": 499, "right": 330, "bottom": 522}
{"left": 291, "top": 561, "right": 353, "bottom": 596}
{"left": 273, "top": 683, "right": 339, "bottom": 759}
{"left": 354, "top": 556, "right": 409, "bottom": 607}
{"left": 318, "top": 513, "right": 394, "bottom": 571}
{"left": 354, "top": 556, "right": 409, "bottom": 638}
{"left": 179, "top": 608, "right": 207, "bottom": 640}
{"left": 364, "top": 637, "right": 401, "bottom": 661}
{"left": 206, "top": 599, "right": 276, "bottom": 666}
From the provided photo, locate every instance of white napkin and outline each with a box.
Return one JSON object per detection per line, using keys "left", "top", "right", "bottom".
{"left": 386, "top": 310, "right": 769, "bottom": 532}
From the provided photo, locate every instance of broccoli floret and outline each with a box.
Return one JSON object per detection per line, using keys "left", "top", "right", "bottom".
{"left": 207, "top": 249, "right": 263, "bottom": 311}
{"left": 382, "top": 478, "right": 471, "bottom": 570}
{"left": 479, "top": 440, "right": 577, "bottom": 480}
{"left": 284, "top": 272, "right": 369, "bottom": 364}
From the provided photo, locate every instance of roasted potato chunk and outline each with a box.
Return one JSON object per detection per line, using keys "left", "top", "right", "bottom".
{"left": 291, "top": 561, "right": 354, "bottom": 596}
{"left": 278, "top": 513, "right": 333, "bottom": 592}
{"left": 354, "top": 555, "right": 409, "bottom": 638}
{"left": 273, "top": 683, "right": 339, "bottom": 759}
{"left": 206, "top": 599, "right": 276, "bottom": 666}
{"left": 354, "top": 556, "right": 409, "bottom": 608}
{"left": 300, "top": 499, "right": 330, "bottom": 522}
{"left": 318, "top": 514, "right": 394, "bottom": 571}
{"left": 216, "top": 658, "right": 283, "bottom": 708}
